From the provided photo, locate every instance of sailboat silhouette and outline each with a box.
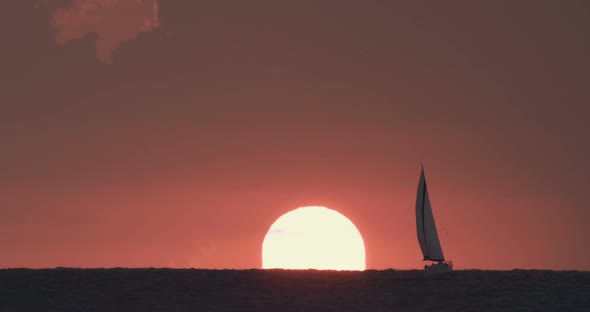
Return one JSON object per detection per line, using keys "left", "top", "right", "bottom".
{"left": 416, "top": 165, "right": 453, "bottom": 273}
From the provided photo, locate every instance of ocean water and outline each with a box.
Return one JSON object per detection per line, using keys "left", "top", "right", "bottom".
{"left": 1, "top": 268, "right": 588, "bottom": 311}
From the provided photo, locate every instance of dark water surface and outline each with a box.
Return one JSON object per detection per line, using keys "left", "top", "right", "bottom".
{"left": 1, "top": 269, "right": 588, "bottom": 311}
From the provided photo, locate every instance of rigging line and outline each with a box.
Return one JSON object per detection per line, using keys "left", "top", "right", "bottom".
{"left": 421, "top": 176, "right": 429, "bottom": 259}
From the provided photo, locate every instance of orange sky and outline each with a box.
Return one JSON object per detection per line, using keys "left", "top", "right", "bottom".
{"left": 0, "top": 1, "right": 589, "bottom": 271}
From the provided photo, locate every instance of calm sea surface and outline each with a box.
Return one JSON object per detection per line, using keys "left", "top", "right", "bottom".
{"left": 1, "top": 268, "right": 588, "bottom": 311}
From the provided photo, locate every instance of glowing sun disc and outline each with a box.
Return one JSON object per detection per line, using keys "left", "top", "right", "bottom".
{"left": 262, "top": 206, "right": 366, "bottom": 270}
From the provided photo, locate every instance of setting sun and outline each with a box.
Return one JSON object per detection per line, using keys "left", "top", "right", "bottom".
{"left": 262, "top": 206, "right": 366, "bottom": 270}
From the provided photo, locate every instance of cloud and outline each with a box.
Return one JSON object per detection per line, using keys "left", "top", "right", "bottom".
{"left": 50, "top": 0, "right": 159, "bottom": 63}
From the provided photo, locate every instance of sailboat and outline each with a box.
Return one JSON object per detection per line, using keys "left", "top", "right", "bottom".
{"left": 416, "top": 165, "right": 453, "bottom": 273}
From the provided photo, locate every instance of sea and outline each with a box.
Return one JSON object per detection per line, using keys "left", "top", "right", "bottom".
{"left": 1, "top": 268, "right": 588, "bottom": 311}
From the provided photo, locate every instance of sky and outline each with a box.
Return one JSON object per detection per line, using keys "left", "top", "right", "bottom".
{"left": 1, "top": 0, "right": 589, "bottom": 271}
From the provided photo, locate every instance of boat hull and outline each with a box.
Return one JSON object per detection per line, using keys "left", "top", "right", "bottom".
{"left": 424, "top": 262, "right": 453, "bottom": 274}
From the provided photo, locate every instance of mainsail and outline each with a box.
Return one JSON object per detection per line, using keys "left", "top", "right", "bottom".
{"left": 415, "top": 166, "right": 445, "bottom": 262}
